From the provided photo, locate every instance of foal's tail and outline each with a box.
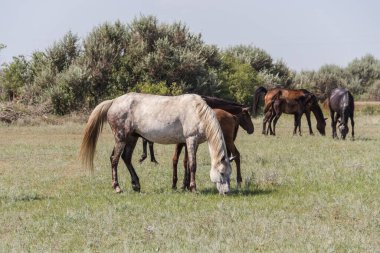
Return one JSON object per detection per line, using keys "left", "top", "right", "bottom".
{"left": 252, "top": 86, "right": 267, "bottom": 116}
{"left": 79, "top": 100, "right": 114, "bottom": 171}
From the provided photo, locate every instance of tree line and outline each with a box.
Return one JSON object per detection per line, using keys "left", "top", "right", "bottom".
{"left": 1, "top": 16, "right": 380, "bottom": 115}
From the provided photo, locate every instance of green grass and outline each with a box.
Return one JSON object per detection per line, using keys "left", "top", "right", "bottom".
{"left": 1, "top": 114, "right": 380, "bottom": 252}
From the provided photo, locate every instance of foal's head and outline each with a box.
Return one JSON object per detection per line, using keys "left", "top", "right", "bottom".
{"left": 237, "top": 107, "right": 254, "bottom": 134}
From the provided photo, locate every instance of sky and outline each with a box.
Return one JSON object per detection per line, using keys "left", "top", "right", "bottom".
{"left": 1, "top": 0, "right": 380, "bottom": 71}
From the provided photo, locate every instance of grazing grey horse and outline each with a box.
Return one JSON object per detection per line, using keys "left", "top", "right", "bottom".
{"left": 79, "top": 93, "right": 232, "bottom": 194}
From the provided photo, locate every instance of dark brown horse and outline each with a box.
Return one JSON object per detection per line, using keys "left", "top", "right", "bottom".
{"left": 139, "top": 95, "right": 251, "bottom": 163}
{"left": 265, "top": 90, "right": 315, "bottom": 135}
{"left": 328, "top": 88, "right": 355, "bottom": 140}
{"left": 253, "top": 86, "right": 326, "bottom": 136}
{"left": 173, "top": 108, "right": 254, "bottom": 190}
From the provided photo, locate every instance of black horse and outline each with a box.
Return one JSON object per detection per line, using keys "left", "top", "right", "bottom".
{"left": 328, "top": 88, "right": 355, "bottom": 140}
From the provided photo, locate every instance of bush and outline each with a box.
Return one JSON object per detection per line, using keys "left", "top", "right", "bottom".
{"left": 131, "top": 81, "right": 183, "bottom": 96}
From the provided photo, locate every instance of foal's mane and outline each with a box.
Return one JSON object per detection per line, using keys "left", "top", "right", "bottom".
{"left": 195, "top": 99, "right": 227, "bottom": 160}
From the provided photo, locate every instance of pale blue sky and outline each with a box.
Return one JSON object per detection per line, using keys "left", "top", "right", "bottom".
{"left": 1, "top": 0, "right": 379, "bottom": 71}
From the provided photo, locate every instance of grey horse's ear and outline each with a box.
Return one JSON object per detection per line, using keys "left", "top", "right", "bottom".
{"left": 229, "top": 156, "right": 236, "bottom": 162}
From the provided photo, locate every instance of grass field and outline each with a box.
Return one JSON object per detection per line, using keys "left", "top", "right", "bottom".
{"left": 1, "top": 111, "right": 380, "bottom": 252}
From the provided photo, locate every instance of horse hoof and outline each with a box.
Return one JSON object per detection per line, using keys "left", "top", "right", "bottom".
{"left": 115, "top": 186, "right": 122, "bottom": 194}
{"left": 190, "top": 184, "right": 197, "bottom": 192}
{"left": 132, "top": 185, "right": 141, "bottom": 192}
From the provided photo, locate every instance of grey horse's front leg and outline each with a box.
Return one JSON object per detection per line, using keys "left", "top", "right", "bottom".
{"left": 186, "top": 137, "right": 198, "bottom": 192}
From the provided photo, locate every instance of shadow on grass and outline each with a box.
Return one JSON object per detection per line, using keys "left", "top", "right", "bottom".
{"left": 0, "top": 193, "right": 51, "bottom": 203}
{"left": 199, "top": 187, "right": 277, "bottom": 197}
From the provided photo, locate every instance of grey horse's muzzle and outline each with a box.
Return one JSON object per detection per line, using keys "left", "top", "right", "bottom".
{"left": 216, "top": 178, "right": 230, "bottom": 195}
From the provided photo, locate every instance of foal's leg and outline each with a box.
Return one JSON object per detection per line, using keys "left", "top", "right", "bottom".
{"left": 186, "top": 138, "right": 198, "bottom": 192}
{"left": 139, "top": 138, "right": 148, "bottom": 163}
{"left": 110, "top": 141, "right": 126, "bottom": 193}
{"left": 172, "top": 143, "right": 184, "bottom": 189}
{"left": 121, "top": 135, "right": 141, "bottom": 192}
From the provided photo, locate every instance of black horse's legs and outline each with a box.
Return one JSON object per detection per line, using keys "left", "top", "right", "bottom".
{"left": 139, "top": 138, "right": 148, "bottom": 163}
{"left": 148, "top": 142, "right": 158, "bottom": 164}
{"left": 293, "top": 114, "right": 298, "bottom": 135}
{"left": 121, "top": 135, "right": 140, "bottom": 192}
{"left": 172, "top": 143, "right": 184, "bottom": 189}
{"left": 139, "top": 139, "right": 158, "bottom": 164}
{"left": 330, "top": 110, "right": 337, "bottom": 138}
{"left": 305, "top": 111, "right": 314, "bottom": 135}
{"left": 350, "top": 115, "right": 355, "bottom": 139}
{"left": 295, "top": 113, "right": 302, "bottom": 136}
{"left": 334, "top": 113, "right": 340, "bottom": 139}
{"left": 110, "top": 141, "right": 126, "bottom": 193}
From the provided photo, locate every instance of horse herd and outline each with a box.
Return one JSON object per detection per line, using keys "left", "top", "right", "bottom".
{"left": 79, "top": 87, "right": 355, "bottom": 195}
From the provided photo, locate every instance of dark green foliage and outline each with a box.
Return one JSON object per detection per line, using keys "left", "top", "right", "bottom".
{"left": 295, "top": 55, "right": 380, "bottom": 100}
{"left": 81, "top": 21, "right": 127, "bottom": 105}
{"left": 218, "top": 53, "right": 260, "bottom": 105}
{"left": 4, "top": 15, "right": 380, "bottom": 115}
{"left": 119, "top": 16, "right": 222, "bottom": 96}
{"left": 0, "top": 55, "right": 32, "bottom": 101}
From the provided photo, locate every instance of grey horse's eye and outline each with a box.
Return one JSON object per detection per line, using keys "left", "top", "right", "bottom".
{"left": 220, "top": 173, "right": 225, "bottom": 177}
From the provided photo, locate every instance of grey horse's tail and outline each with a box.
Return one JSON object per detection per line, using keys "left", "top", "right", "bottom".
{"left": 79, "top": 100, "right": 113, "bottom": 171}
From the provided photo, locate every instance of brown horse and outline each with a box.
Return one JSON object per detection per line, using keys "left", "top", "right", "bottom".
{"left": 173, "top": 108, "right": 254, "bottom": 190}
{"left": 265, "top": 90, "right": 315, "bottom": 135}
{"left": 328, "top": 88, "right": 355, "bottom": 140}
{"left": 253, "top": 86, "right": 326, "bottom": 136}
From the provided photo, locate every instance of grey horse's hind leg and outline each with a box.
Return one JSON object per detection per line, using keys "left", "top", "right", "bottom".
{"left": 110, "top": 141, "right": 126, "bottom": 193}
{"left": 122, "top": 135, "right": 141, "bottom": 192}
{"left": 172, "top": 143, "right": 185, "bottom": 189}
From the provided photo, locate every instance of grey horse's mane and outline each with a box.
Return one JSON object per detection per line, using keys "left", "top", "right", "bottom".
{"left": 195, "top": 99, "right": 227, "bottom": 161}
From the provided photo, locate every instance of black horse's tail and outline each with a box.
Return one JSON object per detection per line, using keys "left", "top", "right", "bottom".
{"left": 252, "top": 86, "right": 268, "bottom": 116}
